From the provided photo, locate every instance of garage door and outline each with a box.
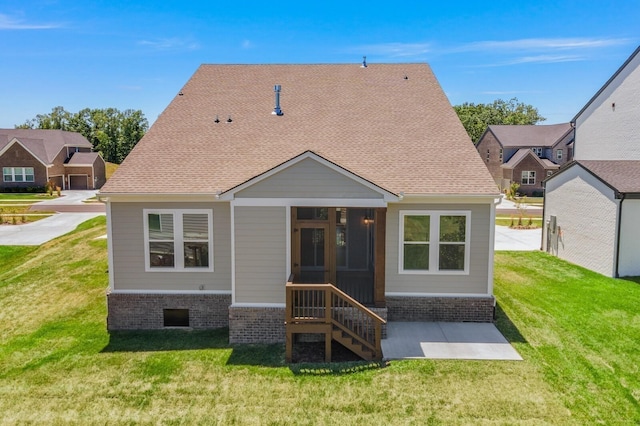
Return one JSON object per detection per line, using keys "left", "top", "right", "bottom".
{"left": 69, "top": 175, "right": 88, "bottom": 190}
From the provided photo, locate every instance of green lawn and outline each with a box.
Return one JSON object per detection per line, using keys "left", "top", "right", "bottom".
{"left": 496, "top": 215, "right": 542, "bottom": 227}
{"left": 0, "top": 193, "right": 58, "bottom": 201}
{"left": 0, "top": 218, "right": 638, "bottom": 424}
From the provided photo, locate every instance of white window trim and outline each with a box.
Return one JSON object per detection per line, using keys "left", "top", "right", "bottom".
{"left": 521, "top": 171, "right": 536, "bottom": 185}
{"left": 3, "top": 167, "right": 35, "bottom": 183}
{"left": 398, "top": 210, "right": 471, "bottom": 275}
{"left": 556, "top": 149, "right": 563, "bottom": 160}
{"left": 143, "top": 209, "right": 214, "bottom": 273}
{"left": 532, "top": 147, "right": 543, "bottom": 157}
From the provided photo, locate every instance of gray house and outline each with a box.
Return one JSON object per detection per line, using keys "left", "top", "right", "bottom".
{"left": 99, "top": 63, "right": 500, "bottom": 358}
{"left": 543, "top": 46, "right": 640, "bottom": 277}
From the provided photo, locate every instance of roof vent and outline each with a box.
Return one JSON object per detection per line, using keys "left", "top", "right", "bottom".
{"left": 361, "top": 56, "right": 367, "bottom": 68}
{"left": 214, "top": 115, "right": 220, "bottom": 123}
{"left": 272, "top": 85, "right": 283, "bottom": 116}
{"left": 226, "top": 115, "right": 233, "bottom": 123}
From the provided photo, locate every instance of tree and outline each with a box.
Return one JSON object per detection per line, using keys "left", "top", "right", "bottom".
{"left": 16, "top": 106, "right": 148, "bottom": 164}
{"left": 454, "top": 98, "right": 545, "bottom": 144}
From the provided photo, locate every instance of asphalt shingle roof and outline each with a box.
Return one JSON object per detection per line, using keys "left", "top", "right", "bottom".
{"left": 102, "top": 64, "right": 498, "bottom": 196}
{"left": 578, "top": 160, "right": 640, "bottom": 193}
{"left": 66, "top": 152, "right": 101, "bottom": 166}
{"left": 0, "top": 129, "right": 92, "bottom": 164}
{"left": 489, "top": 123, "right": 573, "bottom": 148}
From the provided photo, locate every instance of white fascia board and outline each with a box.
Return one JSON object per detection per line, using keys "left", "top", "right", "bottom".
{"left": 386, "top": 292, "right": 493, "bottom": 298}
{"left": 231, "top": 198, "right": 387, "bottom": 207}
{"left": 96, "top": 193, "right": 220, "bottom": 203}
{"left": 398, "top": 194, "right": 500, "bottom": 204}
{"left": 109, "top": 289, "right": 232, "bottom": 295}
{"left": 230, "top": 303, "right": 286, "bottom": 308}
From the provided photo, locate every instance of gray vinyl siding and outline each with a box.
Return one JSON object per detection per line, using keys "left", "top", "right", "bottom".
{"left": 234, "top": 206, "right": 287, "bottom": 304}
{"left": 385, "top": 203, "right": 491, "bottom": 294}
{"left": 617, "top": 199, "right": 640, "bottom": 277}
{"left": 235, "top": 158, "right": 383, "bottom": 199}
{"left": 110, "top": 202, "right": 231, "bottom": 291}
{"left": 544, "top": 167, "right": 618, "bottom": 276}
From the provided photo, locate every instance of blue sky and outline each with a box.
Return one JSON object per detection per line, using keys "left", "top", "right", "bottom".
{"left": 1, "top": 1, "right": 638, "bottom": 128}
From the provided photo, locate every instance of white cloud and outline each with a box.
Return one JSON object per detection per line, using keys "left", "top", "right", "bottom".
{"left": 241, "top": 40, "right": 253, "bottom": 49}
{"left": 350, "top": 42, "right": 431, "bottom": 59}
{"left": 138, "top": 38, "right": 199, "bottom": 51}
{"left": 0, "top": 13, "right": 61, "bottom": 30}
{"left": 458, "top": 37, "right": 631, "bottom": 53}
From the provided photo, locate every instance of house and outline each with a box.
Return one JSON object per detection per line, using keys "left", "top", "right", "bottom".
{"left": 98, "top": 63, "right": 501, "bottom": 359}
{"left": 0, "top": 129, "right": 106, "bottom": 191}
{"left": 543, "top": 46, "right": 640, "bottom": 277}
{"left": 475, "top": 124, "right": 574, "bottom": 196}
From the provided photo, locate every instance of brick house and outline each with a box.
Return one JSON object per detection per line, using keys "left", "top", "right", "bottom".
{"left": 99, "top": 63, "right": 501, "bottom": 360}
{"left": 476, "top": 124, "right": 574, "bottom": 196}
{"left": 0, "top": 129, "right": 106, "bottom": 191}
{"left": 543, "top": 45, "right": 640, "bottom": 277}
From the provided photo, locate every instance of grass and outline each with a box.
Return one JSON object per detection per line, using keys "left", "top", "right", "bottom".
{"left": 0, "top": 219, "right": 639, "bottom": 424}
{"left": 106, "top": 162, "right": 119, "bottom": 179}
{"left": 0, "top": 193, "right": 58, "bottom": 201}
{"left": 496, "top": 215, "right": 542, "bottom": 227}
{"left": 0, "top": 204, "right": 54, "bottom": 224}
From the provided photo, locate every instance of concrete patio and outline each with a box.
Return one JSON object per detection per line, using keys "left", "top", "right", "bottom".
{"left": 381, "top": 322, "right": 522, "bottom": 361}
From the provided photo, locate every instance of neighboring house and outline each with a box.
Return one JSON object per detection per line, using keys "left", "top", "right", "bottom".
{"left": 476, "top": 124, "right": 574, "bottom": 196}
{"left": 0, "top": 129, "right": 106, "bottom": 190}
{"left": 543, "top": 45, "right": 640, "bottom": 277}
{"left": 99, "top": 63, "right": 500, "bottom": 357}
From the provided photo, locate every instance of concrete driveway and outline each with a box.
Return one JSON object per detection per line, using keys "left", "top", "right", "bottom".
{"left": 0, "top": 190, "right": 104, "bottom": 246}
{"left": 0, "top": 213, "right": 103, "bottom": 245}
{"left": 495, "top": 225, "right": 542, "bottom": 251}
{"left": 382, "top": 322, "right": 522, "bottom": 360}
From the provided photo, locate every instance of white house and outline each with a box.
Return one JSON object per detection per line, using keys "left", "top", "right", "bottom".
{"left": 543, "top": 46, "right": 640, "bottom": 277}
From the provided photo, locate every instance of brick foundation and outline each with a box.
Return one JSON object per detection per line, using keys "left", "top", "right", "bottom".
{"left": 386, "top": 295, "right": 495, "bottom": 322}
{"left": 229, "top": 306, "right": 388, "bottom": 344}
{"left": 107, "top": 293, "right": 231, "bottom": 330}
{"left": 229, "top": 306, "right": 286, "bottom": 343}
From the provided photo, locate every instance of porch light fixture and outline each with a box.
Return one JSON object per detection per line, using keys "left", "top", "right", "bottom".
{"left": 363, "top": 215, "right": 374, "bottom": 225}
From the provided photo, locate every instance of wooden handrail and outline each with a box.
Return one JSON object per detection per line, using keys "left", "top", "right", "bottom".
{"left": 285, "top": 281, "right": 385, "bottom": 361}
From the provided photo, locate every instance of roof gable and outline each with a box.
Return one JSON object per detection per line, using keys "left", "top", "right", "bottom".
{"left": 0, "top": 129, "right": 92, "bottom": 164}
{"left": 501, "top": 148, "right": 558, "bottom": 170}
{"left": 0, "top": 138, "right": 49, "bottom": 167}
{"left": 101, "top": 63, "right": 498, "bottom": 196}
{"left": 227, "top": 151, "right": 397, "bottom": 201}
{"left": 573, "top": 45, "right": 640, "bottom": 123}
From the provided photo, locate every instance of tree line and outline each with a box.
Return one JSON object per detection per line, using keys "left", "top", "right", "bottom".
{"left": 16, "top": 106, "right": 148, "bottom": 164}
{"left": 454, "top": 98, "right": 545, "bottom": 144}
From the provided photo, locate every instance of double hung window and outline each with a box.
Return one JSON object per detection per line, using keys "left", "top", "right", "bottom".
{"left": 144, "top": 209, "right": 213, "bottom": 271}
{"left": 521, "top": 171, "right": 536, "bottom": 185}
{"left": 399, "top": 211, "right": 470, "bottom": 274}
